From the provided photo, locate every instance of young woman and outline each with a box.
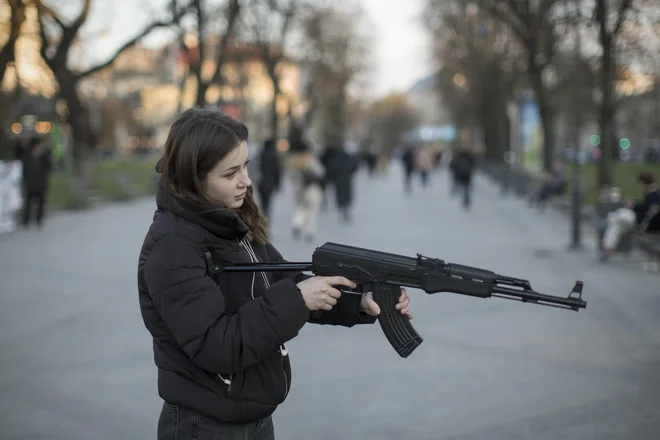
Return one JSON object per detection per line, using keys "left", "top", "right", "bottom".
{"left": 137, "top": 108, "right": 412, "bottom": 440}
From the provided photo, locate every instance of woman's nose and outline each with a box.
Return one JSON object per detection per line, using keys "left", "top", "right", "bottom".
{"left": 240, "top": 174, "right": 252, "bottom": 188}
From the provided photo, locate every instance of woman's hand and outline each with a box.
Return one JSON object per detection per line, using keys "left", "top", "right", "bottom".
{"left": 296, "top": 276, "right": 356, "bottom": 311}
{"left": 359, "top": 288, "right": 412, "bottom": 319}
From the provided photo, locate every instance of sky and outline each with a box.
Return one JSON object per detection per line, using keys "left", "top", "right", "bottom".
{"left": 358, "top": 0, "right": 433, "bottom": 96}
{"left": 78, "top": 0, "right": 433, "bottom": 99}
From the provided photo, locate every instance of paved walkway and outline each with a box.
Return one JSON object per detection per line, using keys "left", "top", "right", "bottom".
{"left": 1, "top": 164, "right": 658, "bottom": 439}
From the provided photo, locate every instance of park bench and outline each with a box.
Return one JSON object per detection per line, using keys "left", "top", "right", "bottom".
{"left": 630, "top": 204, "right": 660, "bottom": 271}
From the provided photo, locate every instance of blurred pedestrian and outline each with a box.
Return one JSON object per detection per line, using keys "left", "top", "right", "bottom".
{"left": 319, "top": 144, "right": 338, "bottom": 210}
{"left": 18, "top": 136, "right": 52, "bottom": 228}
{"left": 401, "top": 144, "right": 416, "bottom": 194}
{"left": 325, "top": 144, "right": 360, "bottom": 223}
{"left": 451, "top": 147, "right": 476, "bottom": 209}
{"left": 288, "top": 140, "right": 325, "bottom": 241}
{"left": 256, "top": 138, "right": 281, "bottom": 221}
{"left": 138, "top": 108, "right": 413, "bottom": 440}
{"left": 415, "top": 146, "right": 434, "bottom": 188}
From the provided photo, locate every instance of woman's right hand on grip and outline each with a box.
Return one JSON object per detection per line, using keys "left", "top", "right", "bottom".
{"left": 296, "top": 276, "right": 356, "bottom": 311}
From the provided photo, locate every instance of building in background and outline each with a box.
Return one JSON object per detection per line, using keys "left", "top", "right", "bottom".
{"left": 404, "top": 73, "right": 456, "bottom": 150}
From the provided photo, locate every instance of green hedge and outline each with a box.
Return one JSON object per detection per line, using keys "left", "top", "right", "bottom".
{"left": 565, "top": 163, "right": 660, "bottom": 205}
{"left": 48, "top": 158, "right": 159, "bottom": 210}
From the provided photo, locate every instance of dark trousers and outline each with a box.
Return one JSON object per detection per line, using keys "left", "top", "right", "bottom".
{"left": 158, "top": 402, "right": 275, "bottom": 440}
{"left": 420, "top": 170, "right": 429, "bottom": 187}
{"left": 22, "top": 188, "right": 46, "bottom": 227}
{"left": 456, "top": 179, "right": 472, "bottom": 209}
{"left": 404, "top": 169, "right": 413, "bottom": 193}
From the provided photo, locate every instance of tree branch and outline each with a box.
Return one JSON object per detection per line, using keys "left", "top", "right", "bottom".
{"left": 56, "top": 0, "right": 91, "bottom": 60}
{"left": 0, "top": 0, "right": 27, "bottom": 83}
{"left": 71, "top": 0, "right": 92, "bottom": 36}
{"left": 208, "top": 0, "right": 241, "bottom": 86}
{"left": 479, "top": 1, "right": 528, "bottom": 41}
{"left": 76, "top": 20, "right": 176, "bottom": 79}
{"left": 36, "top": 7, "right": 51, "bottom": 66}
{"left": 613, "top": 0, "right": 633, "bottom": 37}
{"left": 32, "top": 0, "right": 66, "bottom": 29}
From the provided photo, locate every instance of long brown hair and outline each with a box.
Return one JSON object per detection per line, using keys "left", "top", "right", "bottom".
{"left": 159, "top": 108, "right": 269, "bottom": 244}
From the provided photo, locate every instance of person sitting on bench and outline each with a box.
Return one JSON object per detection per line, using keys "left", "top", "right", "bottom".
{"left": 529, "top": 160, "right": 567, "bottom": 210}
{"left": 600, "top": 171, "right": 660, "bottom": 261}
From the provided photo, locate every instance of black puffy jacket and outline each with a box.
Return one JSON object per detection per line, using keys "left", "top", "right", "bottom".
{"left": 137, "top": 184, "right": 376, "bottom": 423}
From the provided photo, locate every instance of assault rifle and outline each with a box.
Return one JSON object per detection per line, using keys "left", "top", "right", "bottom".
{"left": 209, "top": 243, "right": 587, "bottom": 358}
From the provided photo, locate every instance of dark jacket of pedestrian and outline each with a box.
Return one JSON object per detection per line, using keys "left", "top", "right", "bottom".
{"left": 636, "top": 190, "right": 660, "bottom": 232}
{"left": 319, "top": 146, "right": 339, "bottom": 189}
{"left": 451, "top": 150, "right": 476, "bottom": 185}
{"left": 326, "top": 147, "right": 359, "bottom": 208}
{"left": 257, "top": 139, "right": 281, "bottom": 195}
{"left": 137, "top": 109, "right": 377, "bottom": 435}
{"left": 20, "top": 138, "right": 52, "bottom": 193}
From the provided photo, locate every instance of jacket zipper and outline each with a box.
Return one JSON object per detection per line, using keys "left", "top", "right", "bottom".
{"left": 241, "top": 238, "right": 290, "bottom": 401}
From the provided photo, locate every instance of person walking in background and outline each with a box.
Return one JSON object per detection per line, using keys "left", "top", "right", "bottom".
{"left": 401, "top": 144, "right": 416, "bottom": 194}
{"left": 18, "top": 136, "right": 52, "bottom": 229}
{"left": 415, "top": 146, "right": 434, "bottom": 189}
{"left": 325, "top": 144, "right": 360, "bottom": 223}
{"left": 256, "top": 138, "right": 281, "bottom": 221}
{"left": 319, "top": 144, "right": 338, "bottom": 210}
{"left": 288, "top": 140, "right": 325, "bottom": 241}
{"left": 451, "top": 147, "right": 476, "bottom": 209}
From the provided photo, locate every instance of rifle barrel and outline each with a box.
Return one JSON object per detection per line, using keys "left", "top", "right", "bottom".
{"left": 220, "top": 262, "right": 313, "bottom": 272}
{"left": 491, "top": 285, "right": 586, "bottom": 311}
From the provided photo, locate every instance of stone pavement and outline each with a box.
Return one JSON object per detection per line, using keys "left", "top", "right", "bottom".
{"left": 1, "top": 164, "right": 658, "bottom": 440}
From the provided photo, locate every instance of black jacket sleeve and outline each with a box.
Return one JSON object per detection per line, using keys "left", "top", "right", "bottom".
{"left": 633, "top": 190, "right": 660, "bottom": 225}
{"left": 264, "top": 242, "right": 377, "bottom": 327}
{"left": 144, "top": 235, "right": 310, "bottom": 374}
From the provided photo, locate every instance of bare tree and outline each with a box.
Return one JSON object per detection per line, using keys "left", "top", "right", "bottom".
{"left": 478, "top": 0, "right": 562, "bottom": 171}
{"left": 367, "top": 93, "right": 420, "bottom": 155}
{"left": 0, "top": 0, "right": 27, "bottom": 85}
{"left": 297, "top": 3, "right": 370, "bottom": 145}
{"left": 242, "top": 0, "right": 300, "bottom": 138}
{"left": 424, "top": 1, "right": 523, "bottom": 161}
{"left": 174, "top": 0, "right": 241, "bottom": 108}
{"left": 0, "top": 0, "right": 27, "bottom": 154}
{"left": 592, "top": 0, "right": 636, "bottom": 188}
{"left": 34, "top": 0, "right": 188, "bottom": 179}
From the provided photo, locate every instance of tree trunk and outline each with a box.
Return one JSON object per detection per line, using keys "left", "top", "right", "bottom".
{"left": 477, "top": 70, "right": 508, "bottom": 161}
{"left": 266, "top": 59, "right": 281, "bottom": 139}
{"left": 529, "top": 57, "right": 555, "bottom": 172}
{"left": 196, "top": 78, "right": 208, "bottom": 107}
{"left": 270, "top": 89, "right": 279, "bottom": 139}
{"left": 57, "top": 70, "right": 95, "bottom": 181}
{"left": 478, "top": 94, "right": 503, "bottom": 161}
{"left": 177, "top": 73, "right": 189, "bottom": 115}
{"left": 598, "top": 36, "right": 614, "bottom": 188}
{"left": 325, "top": 84, "right": 347, "bottom": 146}
{"left": 538, "top": 102, "right": 556, "bottom": 172}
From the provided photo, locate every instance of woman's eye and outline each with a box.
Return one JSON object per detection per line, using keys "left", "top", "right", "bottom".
{"left": 225, "top": 172, "right": 236, "bottom": 179}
